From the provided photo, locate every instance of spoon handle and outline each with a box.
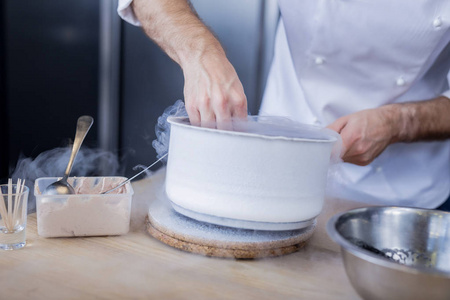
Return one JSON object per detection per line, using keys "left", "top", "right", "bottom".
{"left": 63, "top": 116, "right": 94, "bottom": 179}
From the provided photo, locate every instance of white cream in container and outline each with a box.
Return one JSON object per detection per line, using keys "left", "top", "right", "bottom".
{"left": 35, "top": 177, "right": 133, "bottom": 237}
{"left": 166, "top": 116, "right": 340, "bottom": 230}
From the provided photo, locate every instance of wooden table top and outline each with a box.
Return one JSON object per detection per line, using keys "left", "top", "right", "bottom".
{"left": 0, "top": 170, "right": 364, "bottom": 300}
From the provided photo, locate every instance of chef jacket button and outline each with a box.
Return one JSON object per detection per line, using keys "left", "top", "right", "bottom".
{"left": 376, "top": 166, "right": 383, "bottom": 173}
{"left": 433, "top": 17, "right": 442, "bottom": 28}
{"left": 315, "top": 57, "right": 325, "bottom": 65}
{"left": 396, "top": 77, "right": 406, "bottom": 86}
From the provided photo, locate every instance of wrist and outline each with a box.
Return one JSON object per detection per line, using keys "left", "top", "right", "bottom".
{"left": 381, "top": 103, "right": 413, "bottom": 143}
{"left": 177, "top": 31, "right": 226, "bottom": 70}
{"left": 387, "top": 103, "right": 417, "bottom": 143}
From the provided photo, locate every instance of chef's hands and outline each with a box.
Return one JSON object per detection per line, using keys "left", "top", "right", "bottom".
{"left": 327, "top": 106, "right": 402, "bottom": 166}
{"left": 131, "top": 0, "right": 247, "bottom": 129}
{"left": 328, "top": 97, "right": 450, "bottom": 165}
{"left": 182, "top": 51, "right": 247, "bottom": 129}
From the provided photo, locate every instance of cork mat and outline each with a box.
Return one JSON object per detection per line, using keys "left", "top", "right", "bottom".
{"left": 146, "top": 195, "right": 316, "bottom": 259}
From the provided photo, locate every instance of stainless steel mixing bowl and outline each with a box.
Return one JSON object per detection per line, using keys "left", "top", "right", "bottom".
{"left": 327, "top": 206, "right": 450, "bottom": 300}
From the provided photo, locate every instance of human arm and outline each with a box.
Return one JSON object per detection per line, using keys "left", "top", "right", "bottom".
{"left": 327, "top": 96, "right": 450, "bottom": 166}
{"left": 131, "top": 0, "right": 247, "bottom": 128}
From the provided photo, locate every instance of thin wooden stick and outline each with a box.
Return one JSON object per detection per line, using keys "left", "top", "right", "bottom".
{"left": 17, "top": 180, "right": 25, "bottom": 227}
{"left": 20, "top": 180, "right": 27, "bottom": 228}
{"left": 7, "top": 179, "right": 13, "bottom": 230}
{"left": 13, "top": 179, "right": 25, "bottom": 228}
{"left": 11, "top": 179, "right": 21, "bottom": 228}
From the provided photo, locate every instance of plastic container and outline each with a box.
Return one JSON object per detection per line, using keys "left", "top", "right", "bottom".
{"left": 34, "top": 177, "right": 133, "bottom": 237}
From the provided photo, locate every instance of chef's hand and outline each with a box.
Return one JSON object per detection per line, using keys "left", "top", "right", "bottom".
{"left": 327, "top": 106, "right": 402, "bottom": 166}
{"left": 327, "top": 96, "right": 450, "bottom": 166}
{"left": 182, "top": 50, "right": 247, "bottom": 129}
{"left": 132, "top": 0, "right": 247, "bottom": 129}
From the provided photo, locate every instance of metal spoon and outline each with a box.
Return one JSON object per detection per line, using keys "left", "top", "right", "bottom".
{"left": 44, "top": 116, "right": 94, "bottom": 195}
{"left": 102, "top": 153, "right": 168, "bottom": 194}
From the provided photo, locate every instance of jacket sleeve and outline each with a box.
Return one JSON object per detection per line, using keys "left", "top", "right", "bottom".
{"left": 117, "top": 0, "right": 141, "bottom": 26}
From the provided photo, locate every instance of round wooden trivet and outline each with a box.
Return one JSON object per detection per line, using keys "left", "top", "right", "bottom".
{"left": 146, "top": 195, "right": 315, "bottom": 259}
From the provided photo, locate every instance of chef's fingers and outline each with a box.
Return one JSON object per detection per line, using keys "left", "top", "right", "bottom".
{"left": 328, "top": 120, "right": 350, "bottom": 158}
{"left": 338, "top": 126, "right": 374, "bottom": 166}
{"left": 327, "top": 116, "right": 350, "bottom": 158}
{"left": 215, "top": 92, "right": 247, "bottom": 130}
{"left": 228, "top": 81, "right": 248, "bottom": 120}
{"left": 341, "top": 148, "right": 375, "bottom": 166}
{"left": 198, "top": 97, "right": 217, "bottom": 128}
{"left": 215, "top": 109, "right": 233, "bottom": 130}
{"left": 327, "top": 116, "right": 349, "bottom": 134}
{"left": 231, "top": 98, "right": 248, "bottom": 120}
{"left": 215, "top": 116, "right": 232, "bottom": 130}
{"left": 185, "top": 102, "right": 201, "bottom": 127}
{"left": 211, "top": 93, "right": 233, "bottom": 130}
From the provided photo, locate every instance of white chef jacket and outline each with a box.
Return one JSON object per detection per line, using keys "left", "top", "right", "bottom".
{"left": 118, "top": 0, "right": 450, "bottom": 208}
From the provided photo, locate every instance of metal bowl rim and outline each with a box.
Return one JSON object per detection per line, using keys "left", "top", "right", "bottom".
{"left": 327, "top": 206, "right": 450, "bottom": 278}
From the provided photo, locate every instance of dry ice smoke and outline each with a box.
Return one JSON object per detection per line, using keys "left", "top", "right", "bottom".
{"left": 152, "top": 100, "right": 188, "bottom": 162}
{"left": 151, "top": 100, "right": 343, "bottom": 159}
{"left": 10, "top": 147, "right": 121, "bottom": 212}
{"left": 131, "top": 164, "right": 154, "bottom": 178}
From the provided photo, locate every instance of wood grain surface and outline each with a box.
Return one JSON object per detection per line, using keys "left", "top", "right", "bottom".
{"left": 0, "top": 169, "right": 363, "bottom": 300}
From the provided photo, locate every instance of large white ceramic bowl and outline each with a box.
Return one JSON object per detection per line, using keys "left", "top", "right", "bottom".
{"left": 165, "top": 116, "right": 338, "bottom": 230}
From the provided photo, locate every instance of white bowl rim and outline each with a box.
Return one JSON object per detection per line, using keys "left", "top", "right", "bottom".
{"left": 327, "top": 206, "right": 450, "bottom": 278}
{"left": 168, "top": 116, "right": 338, "bottom": 143}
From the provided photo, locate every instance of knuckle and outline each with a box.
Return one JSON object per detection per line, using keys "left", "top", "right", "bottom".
{"left": 236, "top": 99, "right": 247, "bottom": 110}
{"left": 233, "top": 92, "right": 247, "bottom": 104}
{"left": 199, "top": 97, "right": 211, "bottom": 110}
{"left": 233, "top": 98, "right": 247, "bottom": 114}
{"left": 216, "top": 101, "right": 229, "bottom": 114}
{"left": 354, "top": 143, "right": 367, "bottom": 155}
{"left": 211, "top": 91, "right": 230, "bottom": 114}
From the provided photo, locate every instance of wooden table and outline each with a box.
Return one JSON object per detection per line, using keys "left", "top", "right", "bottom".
{"left": 0, "top": 170, "right": 365, "bottom": 300}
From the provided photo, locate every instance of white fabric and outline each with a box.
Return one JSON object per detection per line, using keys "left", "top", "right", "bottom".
{"left": 117, "top": 0, "right": 141, "bottom": 26}
{"left": 118, "top": 0, "right": 450, "bottom": 208}
{"left": 261, "top": 1, "right": 450, "bottom": 208}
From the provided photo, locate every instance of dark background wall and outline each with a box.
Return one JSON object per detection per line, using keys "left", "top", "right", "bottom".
{"left": 1, "top": 0, "right": 278, "bottom": 179}
{"left": 0, "top": 1, "right": 7, "bottom": 178}
{"left": 2, "top": 0, "right": 100, "bottom": 177}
